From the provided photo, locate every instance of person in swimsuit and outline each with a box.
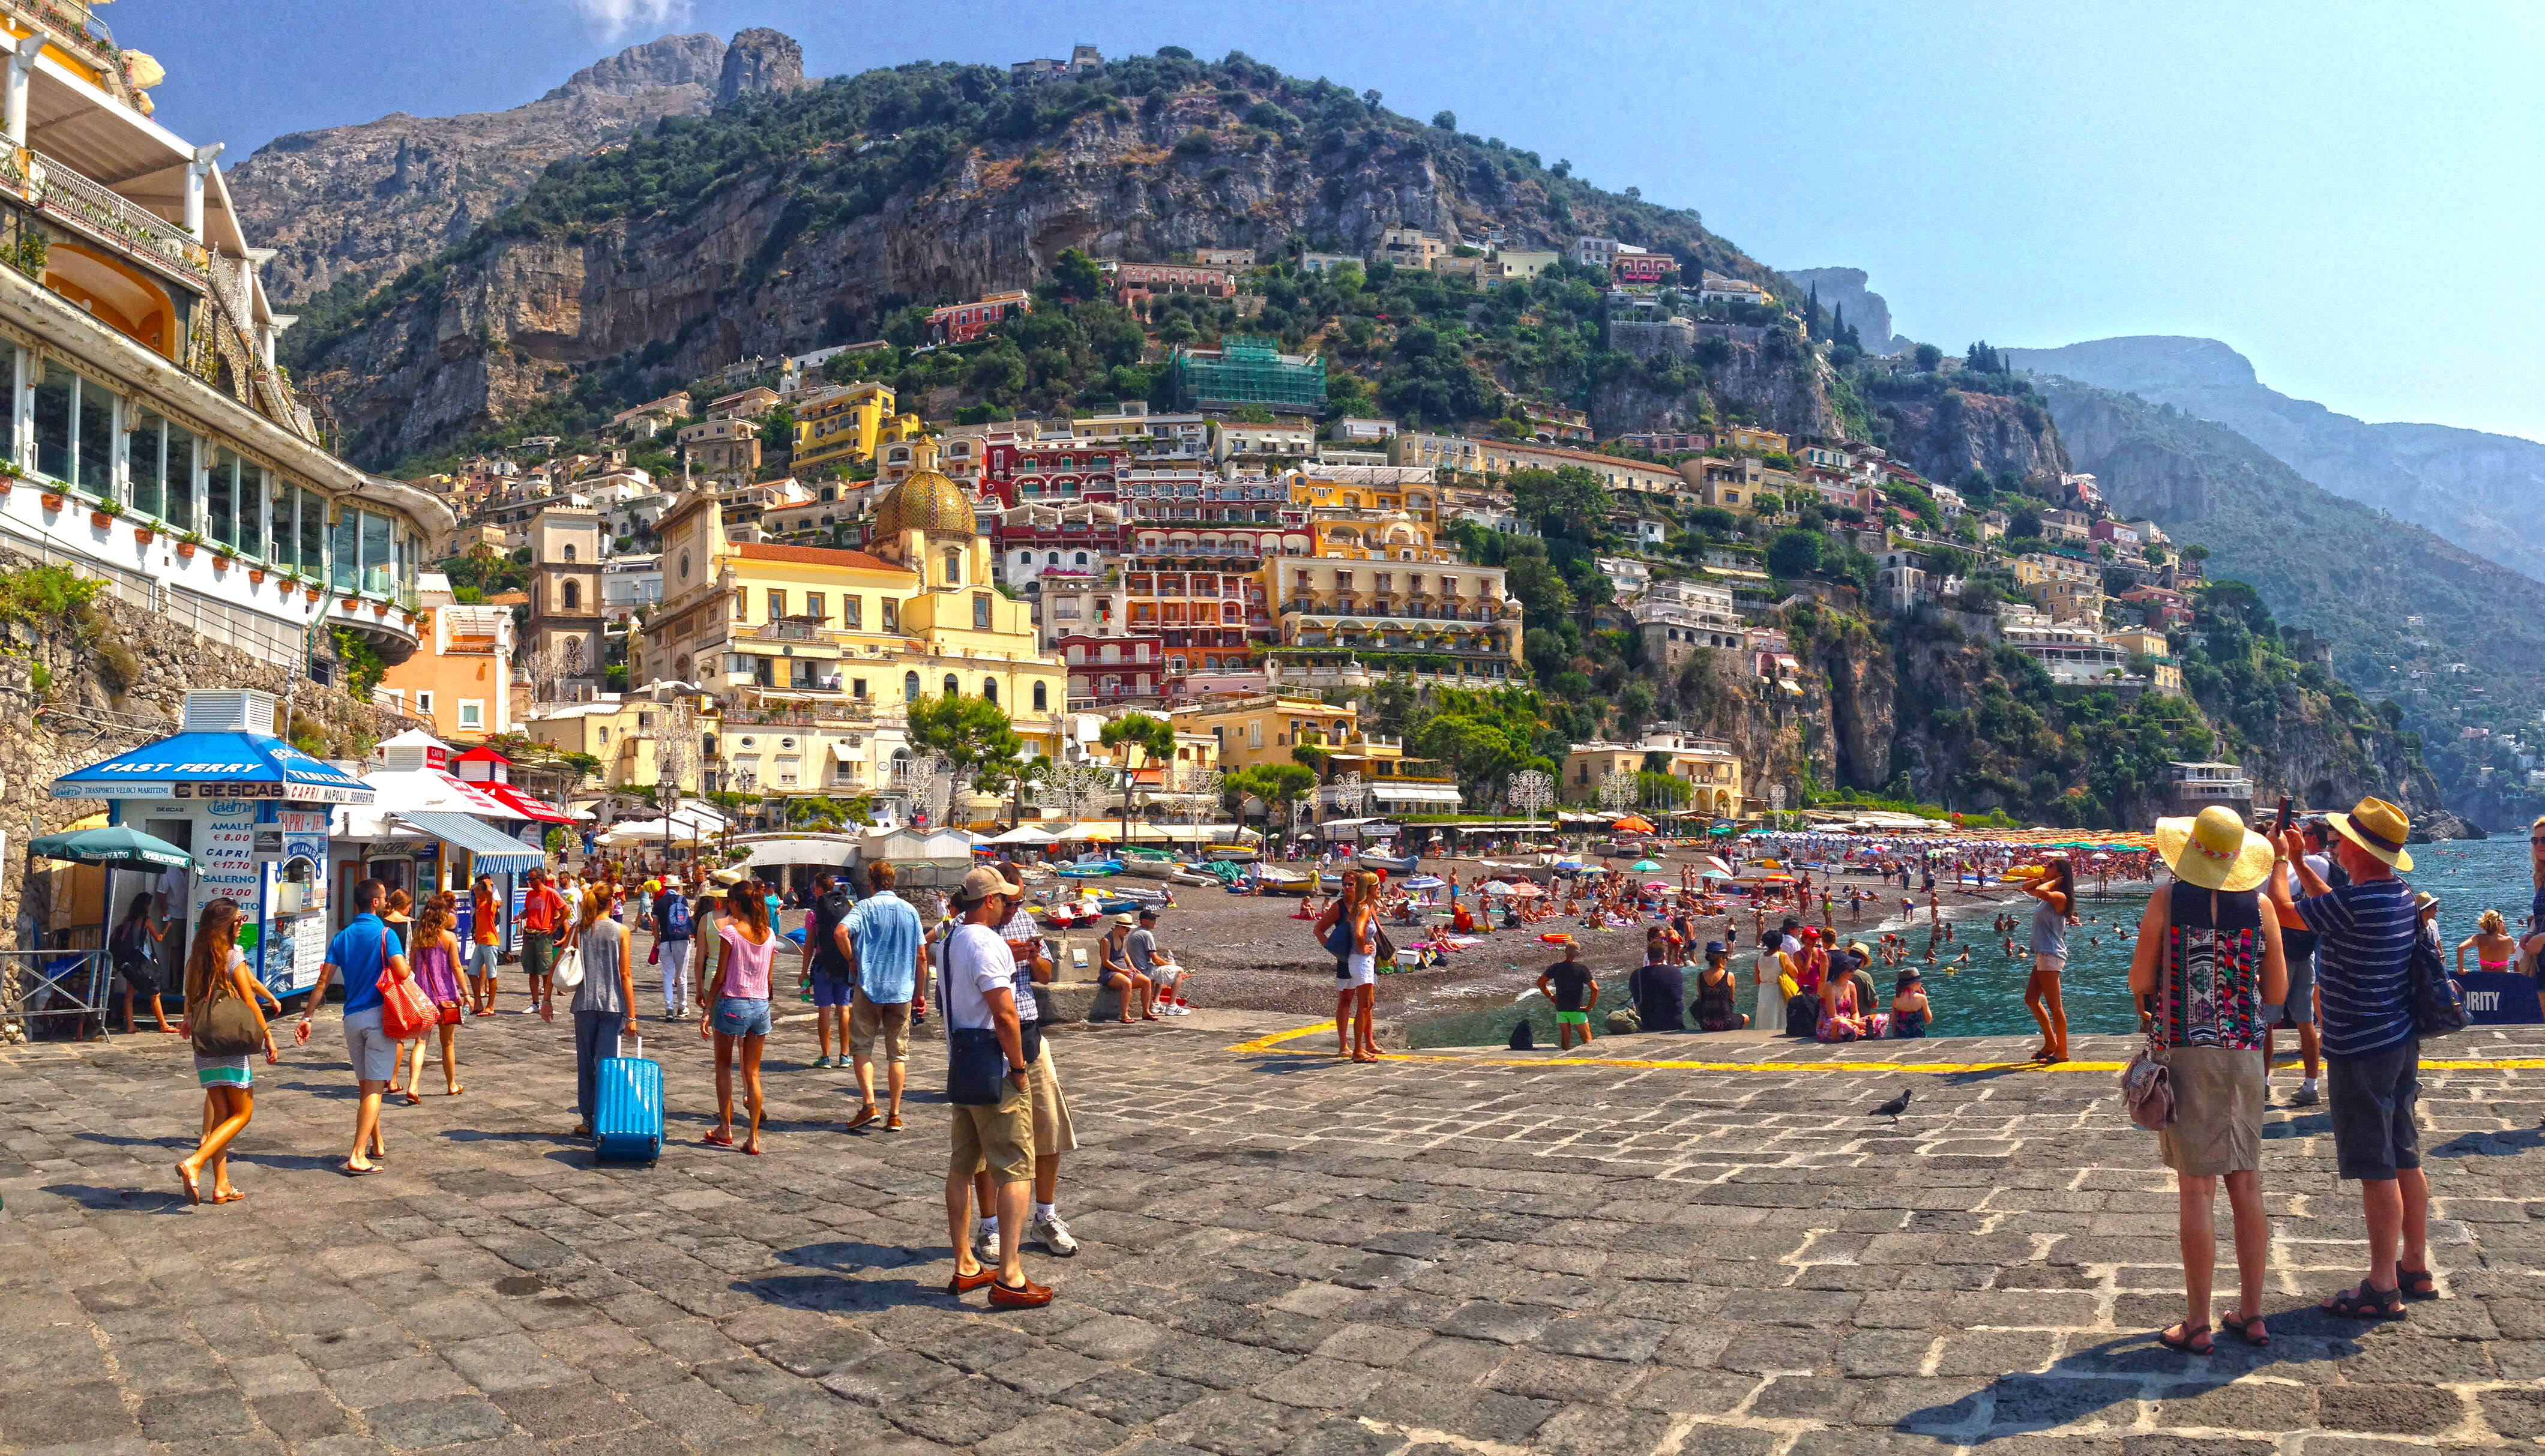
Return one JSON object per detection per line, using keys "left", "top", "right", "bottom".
{"left": 2457, "top": 909, "right": 2518, "bottom": 979}
{"left": 1890, "top": 968, "right": 1932, "bottom": 1038}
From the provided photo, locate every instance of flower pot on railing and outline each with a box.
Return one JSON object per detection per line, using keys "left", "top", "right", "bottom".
{"left": 88, "top": 509, "right": 112, "bottom": 529}
{"left": 133, "top": 526, "right": 153, "bottom": 546}
{"left": 175, "top": 540, "right": 196, "bottom": 560}
{"left": 340, "top": 597, "right": 360, "bottom": 610}
{"left": 304, "top": 586, "right": 321, "bottom": 603}
{"left": 247, "top": 568, "right": 265, "bottom": 585}
{"left": 41, "top": 491, "right": 63, "bottom": 511}
{"left": 372, "top": 601, "right": 389, "bottom": 617}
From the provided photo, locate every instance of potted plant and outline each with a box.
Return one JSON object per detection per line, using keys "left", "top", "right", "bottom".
{"left": 372, "top": 600, "right": 389, "bottom": 616}
{"left": 248, "top": 565, "right": 266, "bottom": 585}
{"left": 211, "top": 546, "right": 232, "bottom": 571}
{"left": 303, "top": 579, "right": 322, "bottom": 603}
{"left": 89, "top": 499, "right": 122, "bottom": 530}
{"left": 176, "top": 531, "right": 202, "bottom": 560}
{"left": 132, "top": 522, "right": 154, "bottom": 546}
{"left": 41, "top": 487, "right": 63, "bottom": 511}
{"left": 341, "top": 596, "right": 361, "bottom": 610}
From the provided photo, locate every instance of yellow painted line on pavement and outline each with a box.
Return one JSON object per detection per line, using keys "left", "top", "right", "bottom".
{"left": 1225, "top": 1022, "right": 2545, "bottom": 1075}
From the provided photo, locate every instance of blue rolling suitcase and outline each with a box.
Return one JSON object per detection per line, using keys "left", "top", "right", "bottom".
{"left": 594, "top": 1036, "right": 663, "bottom": 1163}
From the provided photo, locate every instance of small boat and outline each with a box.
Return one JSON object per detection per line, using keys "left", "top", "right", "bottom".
{"left": 1256, "top": 867, "right": 1313, "bottom": 896}
{"left": 1054, "top": 854, "right": 1122, "bottom": 878}
{"left": 1352, "top": 852, "right": 1420, "bottom": 874}
{"left": 1121, "top": 849, "right": 1184, "bottom": 880}
{"left": 1205, "top": 844, "right": 1259, "bottom": 865}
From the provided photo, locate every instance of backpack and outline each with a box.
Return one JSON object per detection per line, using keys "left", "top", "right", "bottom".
{"left": 2405, "top": 920, "right": 2469, "bottom": 1039}
{"left": 1784, "top": 992, "right": 1822, "bottom": 1038}
{"left": 660, "top": 894, "right": 692, "bottom": 939}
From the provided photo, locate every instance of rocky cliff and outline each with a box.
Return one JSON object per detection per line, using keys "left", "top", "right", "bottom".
{"left": 1782, "top": 265, "right": 1911, "bottom": 355}
{"left": 1875, "top": 388, "right": 2071, "bottom": 490}
{"left": 227, "top": 30, "right": 802, "bottom": 306}
{"left": 289, "top": 55, "right": 1777, "bottom": 467}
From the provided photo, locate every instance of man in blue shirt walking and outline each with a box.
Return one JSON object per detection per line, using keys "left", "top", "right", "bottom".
{"left": 2271, "top": 798, "right": 2436, "bottom": 1320}
{"left": 300, "top": 879, "right": 410, "bottom": 1176}
{"left": 839, "top": 859, "right": 924, "bottom": 1132}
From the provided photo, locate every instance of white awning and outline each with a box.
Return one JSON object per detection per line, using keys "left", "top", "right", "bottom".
{"left": 1369, "top": 783, "right": 1462, "bottom": 805}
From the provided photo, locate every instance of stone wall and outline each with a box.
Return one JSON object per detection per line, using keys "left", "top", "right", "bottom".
{"left": 0, "top": 546, "right": 418, "bottom": 1038}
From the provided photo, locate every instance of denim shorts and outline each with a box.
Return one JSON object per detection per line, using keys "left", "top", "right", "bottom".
{"left": 809, "top": 970, "right": 855, "bottom": 1009}
{"left": 710, "top": 996, "right": 773, "bottom": 1039}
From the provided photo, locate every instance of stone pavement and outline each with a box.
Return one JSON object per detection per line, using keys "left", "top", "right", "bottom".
{"left": 3, "top": 1000, "right": 2543, "bottom": 1456}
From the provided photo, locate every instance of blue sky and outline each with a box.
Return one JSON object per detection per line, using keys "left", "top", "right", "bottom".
{"left": 117, "top": 1, "right": 2545, "bottom": 441}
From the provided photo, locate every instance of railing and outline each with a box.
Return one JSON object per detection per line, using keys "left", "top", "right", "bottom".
{"left": 0, "top": 947, "right": 110, "bottom": 1043}
{"left": 29, "top": 149, "right": 208, "bottom": 282}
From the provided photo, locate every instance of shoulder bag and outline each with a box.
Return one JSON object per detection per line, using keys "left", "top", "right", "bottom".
{"left": 190, "top": 958, "right": 263, "bottom": 1057}
{"left": 942, "top": 923, "right": 1026, "bottom": 1106}
{"left": 378, "top": 929, "right": 437, "bottom": 1041}
{"left": 2404, "top": 906, "right": 2468, "bottom": 1038}
{"left": 2119, "top": 939, "right": 2175, "bottom": 1130}
{"left": 550, "top": 943, "right": 585, "bottom": 991}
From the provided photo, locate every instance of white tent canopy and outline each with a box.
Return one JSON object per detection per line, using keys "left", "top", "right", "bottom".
{"left": 987, "top": 825, "right": 1058, "bottom": 845}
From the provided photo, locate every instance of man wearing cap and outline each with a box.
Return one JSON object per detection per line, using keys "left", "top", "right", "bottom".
{"left": 2268, "top": 797, "right": 2435, "bottom": 1320}
{"left": 1128, "top": 907, "right": 1188, "bottom": 1015}
{"left": 939, "top": 864, "right": 1053, "bottom": 1308}
{"left": 965, "top": 873, "right": 1079, "bottom": 1263}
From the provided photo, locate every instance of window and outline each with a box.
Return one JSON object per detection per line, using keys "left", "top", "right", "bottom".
{"left": 130, "top": 410, "right": 176, "bottom": 521}
{"left": 360, "top": 509, "right": 390, "bottom": 592}
{"left": 597, "top": 726, "right": 609, "bottom": 745}
{"left": 32, "top": 363, "right": 115, "bottom": 498}
{"left": 983, "top": 679, "right": 998, "bottom": 705}
{"left": 332, "top": 507, "right": 356, "bottom": 589}
{"left": 1074, "top": 551, "right": 1088, "bottom": 565}
{"left": 415, "top": 691, "right": 434, "bottom": 714}
{"left": 942, "top": 673, "right": 959, "bottom": 696}
{"left": 1249, "top": 722, "right": 1264, "bottom": 749}
{"left": 458, "top": 700, "right": 484, "bottom": 729}
{"left": 904, "top": 670, "right": 920, "bottom": 700}
{"left": 562, "top": 580, "right": 580, "bottom": 610}
{"left": 881, "top": 598, "right": 899, "bottom": 632}
{"left": 562, "top": 543, "right": 576, "bottom": 562}
{"left": 942, "top": 548, "right": 964, "bottom": 586}
{"left": 851, "top": 677, "right": 867, "bottom": 699}
{"left": 767, "top": 589, "right": 785, "bottom": 621}
{"left": 208, "top": 448, "right": 241, "bottom": 550}
{"left": 972, "top": 592, "right": 990, "bottom": 630}
{"left": 843, "top": 595, "right": 861, "bottom": 629}
{"left": 1032, "top": 681, "right": 1047, "bottom": 711}
{"left": 267, "top": 473, "right": 293, "bottom": 569}
{"left": 806, "top": 592, "right": 825, "bottom": 624}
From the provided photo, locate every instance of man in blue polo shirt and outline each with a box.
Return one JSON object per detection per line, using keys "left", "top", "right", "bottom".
{"left": 300, "top": 879, "right": 409, "bottom": 1176}
{"left": 2270, "top": 798, "right": 2433, "bottom": 1320}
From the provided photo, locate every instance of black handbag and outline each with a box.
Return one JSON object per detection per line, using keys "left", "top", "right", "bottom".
{"left": 2405, "top": 919, "right": 2469, "bottom": 1039}
{"left": 945, "top": 1027, "right": 1009, "bottom": 1106}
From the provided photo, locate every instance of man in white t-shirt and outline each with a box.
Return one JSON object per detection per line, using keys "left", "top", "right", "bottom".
{"left": 941, "top": 865, "right": 1053, "bottom": 1308}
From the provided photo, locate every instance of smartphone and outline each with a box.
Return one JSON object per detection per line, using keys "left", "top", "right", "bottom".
{"left": 2274, "top": 795, "right": 2294, "bottom": 835}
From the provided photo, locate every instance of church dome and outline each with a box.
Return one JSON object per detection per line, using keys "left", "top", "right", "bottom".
{"left": 873, "top": 438, "right": 975, "bottom": 539}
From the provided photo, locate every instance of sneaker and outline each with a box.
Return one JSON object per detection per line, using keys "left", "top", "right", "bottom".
{"left": 973, "top": 1222, "right": 999, "bottom": 1265}
{"left": 2292, "top": 1081, "right": 2320, "bottom": 1107}
{"left": 1029, "top": 1211, "right": 1080, "bottom": 1257}
{"left": 811, "top": 1055, "right": 834, "bottom": 1069}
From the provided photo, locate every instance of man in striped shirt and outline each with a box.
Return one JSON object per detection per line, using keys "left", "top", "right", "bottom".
{"left": 2268, "top": 798, "right": 2433, "bottom": 1321}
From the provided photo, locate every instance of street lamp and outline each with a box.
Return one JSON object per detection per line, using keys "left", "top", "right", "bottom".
{"left": 1507, "top": 769, "right": 1553, "bottom": 831}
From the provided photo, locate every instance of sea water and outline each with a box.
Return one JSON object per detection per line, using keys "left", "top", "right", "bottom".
{"left": 1406, "top": 835, "right": 2538, "bottom": 1045}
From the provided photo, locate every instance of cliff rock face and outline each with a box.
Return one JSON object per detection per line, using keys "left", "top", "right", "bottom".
{"left": 1781, "top": 265, "right": 1910, "bottom": 354}
{"left": 717, "top": 29, "right": 807, "bottom": 107}
{"left": 1878, "top": 390, "right": 2070, "bottom": 489}
{"left": 303, "top": 85, "right": 1708, "bottom": 464}
{"left": 226, "top": 30, "right": 804, "bottom": 305}
{"left": 1592, "top": 329, "right": 1836, "bottom": 446}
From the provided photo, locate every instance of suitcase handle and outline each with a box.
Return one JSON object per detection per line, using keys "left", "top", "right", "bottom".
{"left": 615, "top": 1035, "right": 641, "bottom": 1060}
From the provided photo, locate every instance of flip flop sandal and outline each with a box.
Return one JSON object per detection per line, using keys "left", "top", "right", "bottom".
{"left": 175, "top": 1164, "right": 200, "bottom": 1206}
{"left": 340, "top": 1163, "right": 379, "bottom": 1177}
{"left": 2324, "top": 1283, "right": 2405, "bottom": 1320}
{"left": 2156, "top": 1322, "right": 2211, "bottom": 1355}
{"left": 2397, "top": 1268, "right": 2441, "bottom": 1302}
{"left": 701, "top": 1131, "right": 736, "bottom": 1148}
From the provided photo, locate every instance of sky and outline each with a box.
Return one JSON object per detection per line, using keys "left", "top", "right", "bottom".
{"left": 114, "top": 0, "right": 2545, "bottom": 441}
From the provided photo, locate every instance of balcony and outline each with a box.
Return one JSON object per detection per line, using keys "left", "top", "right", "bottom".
{"left": 19, "top": 148, "right": 211, "bottom": 289}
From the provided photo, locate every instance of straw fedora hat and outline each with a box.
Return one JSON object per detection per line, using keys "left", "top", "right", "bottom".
{"left": 2154, "top": 804, "right": 2275, "bottom": 892}
{"left": 2328, "top": 796, "right": 2414, "bottom": 873}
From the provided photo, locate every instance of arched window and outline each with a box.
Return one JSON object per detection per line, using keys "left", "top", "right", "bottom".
{"left": 983, "top": 679, "right": 998, "bottom": 706}
{"left": 562, "top": 544, "right": 576, "bottom": 562}
{"left": 1032, "top": 681, "right": 1047, "bottom": 711}
{"left": 562, "top": 580, "right": 580, "bottom": 610}
{"left": 944, "top": 673, "right": 959, "bottom": 696}
{"left": 904, "top": 670, "right": 921, "bottom": 700}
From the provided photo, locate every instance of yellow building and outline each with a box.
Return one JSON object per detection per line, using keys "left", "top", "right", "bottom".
{"left": 1284, "top": 468, "right": 1438, "bottom": 525}
{"left": 1169, "top": 695, "right": 1361, "bottom": 772}
{"left": 639, "top": 439, "right": 1065, "bottom": 816}
{"left": 1720, "top": 425, "right": 1790, "bottom": 456}
{"left": 792, "top": 382, "right": 923, "bottom": 475}
{"left": 1562, "top": 734, "right": 1745, "bottom": 818}
{"left": 524, "top": 697, "right": 711, "bottom": 796}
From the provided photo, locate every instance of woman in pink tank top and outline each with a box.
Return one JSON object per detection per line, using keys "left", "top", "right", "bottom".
{"left": 700, "top": 882, "right": 777, "bottom": 1154}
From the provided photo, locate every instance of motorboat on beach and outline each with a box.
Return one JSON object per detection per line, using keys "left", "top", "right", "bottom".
{"left": 1254, "top": 866, "right": 1314, "bottom": 896}
{"left": 1053, "top": 854, "right": 1122, "bottom": 878}
{"left": 1119, "top": 847, "right": 1184, "bottom": 879}
{"left": 1349, "top": 851, "right": 1420, "bottom": 874}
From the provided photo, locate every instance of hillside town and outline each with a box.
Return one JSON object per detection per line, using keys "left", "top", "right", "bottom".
{"left": 379, "top": 230, "right": 2232, "bottom": 838}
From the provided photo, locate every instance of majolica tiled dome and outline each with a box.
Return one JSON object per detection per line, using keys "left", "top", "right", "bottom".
{"left": 873, "top": 438, "right": 975, "bottom": 538}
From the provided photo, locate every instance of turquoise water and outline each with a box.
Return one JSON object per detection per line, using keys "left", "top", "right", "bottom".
{"left": 1405, "top": 835, "right": 2535, "bottom": 1044}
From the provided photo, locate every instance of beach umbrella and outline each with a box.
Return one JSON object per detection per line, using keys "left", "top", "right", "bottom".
{"left": 1631, "top": 859, "right": 1663, "bottom": 871}
{"left": 28, "top": 825, "right": 193, "bottom": 870}
{"left": 1643, "top": 880, "right": 1670, "bottom": 891}
{"left": 1612, "top": 814, "right": 1657, "bottom": 835}
{"left": 1509, "top": 883, "right": 1544, "bottom": 898}
{"left": 1481, "top": 880, "right": 1516, "bottom": 895}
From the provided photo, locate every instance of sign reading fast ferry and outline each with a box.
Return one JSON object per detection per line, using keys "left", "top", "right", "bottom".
{"left": 51, "top": 730, "right": 376, "bottom": 804}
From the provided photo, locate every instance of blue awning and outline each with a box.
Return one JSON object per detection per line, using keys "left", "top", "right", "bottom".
{"left": 52, "top": 730, "right": 373, "bottom": 804}
{"left": 394, "top": 812, "right": 544, "bottom": 874}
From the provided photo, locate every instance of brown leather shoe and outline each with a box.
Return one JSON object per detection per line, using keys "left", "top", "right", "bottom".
{"left": 989, "top": 1276, "right": 1054, "bottom": 1308}
{"left": 945, "top": 1266, "right": 997, "bottom": 1296}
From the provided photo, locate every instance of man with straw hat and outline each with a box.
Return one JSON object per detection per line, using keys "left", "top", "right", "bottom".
{"left": 2266, "top": 796, "right": 2436, "bottom": 1321}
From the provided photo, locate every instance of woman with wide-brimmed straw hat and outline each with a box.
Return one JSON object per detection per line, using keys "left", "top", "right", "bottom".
{"left": 2130, "top": 804, "right": 2289, "bottom": 1353}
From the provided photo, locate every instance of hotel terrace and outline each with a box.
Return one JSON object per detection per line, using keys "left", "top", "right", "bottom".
{"left": 0, "top": 4, "right": 448, "bottom": 667}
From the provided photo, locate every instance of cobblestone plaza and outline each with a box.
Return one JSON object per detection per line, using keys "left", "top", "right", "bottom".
{"left": 4, "top": 1009, "right": 2542, "bottom": 1454}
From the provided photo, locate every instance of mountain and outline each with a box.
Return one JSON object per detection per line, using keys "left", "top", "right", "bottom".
{"left": 227, "top": 29, "right": 806, "bottom": 308}
{"left": 1782, "top": 266, "right": 1910, "bottom": 355}
{"left": 2006, "top": 336, "right": 2545, "bottom": 585}
{"left": 2034, "top": 376, "right": 2545, "bottom": 825}
{"left": 281, "top": 50, "right": 1791, "bottom": 467}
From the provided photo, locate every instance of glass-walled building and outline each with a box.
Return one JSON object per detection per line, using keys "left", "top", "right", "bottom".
{"left": 0, "top": 8, "right": 449, "bottom": 665}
